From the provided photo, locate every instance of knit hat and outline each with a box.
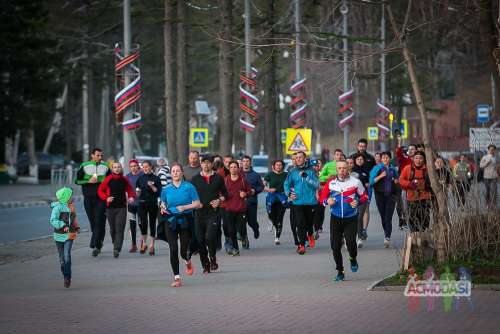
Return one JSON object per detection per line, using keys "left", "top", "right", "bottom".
{"left": 56, "top": 187, "right": 73, "bottom": 204}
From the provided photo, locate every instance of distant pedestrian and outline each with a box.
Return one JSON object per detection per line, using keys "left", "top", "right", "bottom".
{"left": 75, "top": 147, "right": 110, "bottom": 257}
{"left": 480, "top": 144, "right": 498, "bottom": 208}
{"left": 241, "top": 155, "right": 264, "bottom": 247}
{"left": 351, "top": 153, "right": 371, "bottom": 248}
{"left": 183, "top": 151, "right": 201, "bottom": 182}
{"left": 453, "top": 154, "right": 472, "bottom": 206}
{"left": 98, "top": 162, "right": 136, "bottom": 258}
{"left": 157, "top": 158, "right": 172, "bottom": 187}
{"left": 311, "top": 159, "right": 325, "bottom": 239}
{"left": 50, "top": 187, "right": 80, "bottom": 288}
{"left": 350, "top": 138, "right": 376, "bottom": 171}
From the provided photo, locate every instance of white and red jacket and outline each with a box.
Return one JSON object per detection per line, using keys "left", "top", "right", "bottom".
{"left": 319, "top": 176, "right": 368, "bottom": 219}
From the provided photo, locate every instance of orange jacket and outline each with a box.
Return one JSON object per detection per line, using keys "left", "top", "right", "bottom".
{"left": 399, "top": 164, "right": 431, "bottom": 201}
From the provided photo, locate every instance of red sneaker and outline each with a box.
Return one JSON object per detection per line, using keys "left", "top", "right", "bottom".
{"left": 308, "top": 235, "right": 316, "bottom": 248}
{"left": 185, "top": 260, "right": 194, "bottom": 276}
{"left": 170, "top": 277, "right": 182, "bottom": 288}
{"left": 296, "top": 245, "right": 306, "bottom": 255}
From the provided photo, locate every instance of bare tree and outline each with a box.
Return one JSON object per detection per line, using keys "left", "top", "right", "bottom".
{"left": 164, "top": 0, "right": 177, "bottom": 163}
{"left": 176, "top": 0, "right": 188, "bottom": 164}
{"left": 218, "top": 0, "right": 234, "bottom": 155}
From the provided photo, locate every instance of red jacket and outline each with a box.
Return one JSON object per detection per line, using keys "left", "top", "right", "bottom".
{"left": 224, "top": 174, "right": 253, "bottom": 213}
{"left": 396, "top": 147, "right": 412, "bottom": 171}
{"left": 399, "top": 164, "right": 431, "bottom": 201}
{"left": 98, "top": 173, "right": 135, "bottom": 207}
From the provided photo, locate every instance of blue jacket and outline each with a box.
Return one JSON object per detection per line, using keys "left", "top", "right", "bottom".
{"left": 369, "top": 163, "right": 399, "bottom": 194}
{"left": 284, "top": 166, "right": 319, "bottom": 205}
{"left": 243, "top": 169, "right": 264, "bottom": 205}
{"left": 319, "top": 176, "right": 367, "bottom": 218}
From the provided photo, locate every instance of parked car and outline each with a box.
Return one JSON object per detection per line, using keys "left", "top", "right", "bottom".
{"left": 17, "top": 152, "right": 66, "bottom": 179}
{"left": 251, "top": 155, "right": 269, "bottom": 177}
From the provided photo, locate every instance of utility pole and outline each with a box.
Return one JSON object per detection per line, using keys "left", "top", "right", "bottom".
{"left": 380, "top": 2, "right": 387, "bottom": 151}
{"left": 82, "top": 70, "right": 89, "bottom": 161}
{"left": 122, "top": 0, "right": 133, "bottom": 173}
{"left": 244, "top": 0, "right": 253, "bottom": 156}
{"left": 294, "top": 0, "right": 301, "bottom": 80}
{"left": 341, "top": 1, "right": 349, "bottom": 155}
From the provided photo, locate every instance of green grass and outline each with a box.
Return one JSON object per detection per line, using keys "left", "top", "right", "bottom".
{"left": 379, "top": 257, "right": 500, "bottom": 286}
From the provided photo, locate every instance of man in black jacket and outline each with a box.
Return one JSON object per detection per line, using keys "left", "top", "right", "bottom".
{"left": 350, "top": 138, "right": 376, "bottom": 171}
{"left": 191, "top": 155, "right": 228, "bottom": 273}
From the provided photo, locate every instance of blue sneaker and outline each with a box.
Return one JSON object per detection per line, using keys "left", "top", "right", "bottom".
{"left": 335, "top": 271, "right": 345, "bottom": 281}
{"left": 224, "top": 238, "right": 232, "bottom": 253}
{"left": 350, "top": 258, "right": 358, "bottom": 272}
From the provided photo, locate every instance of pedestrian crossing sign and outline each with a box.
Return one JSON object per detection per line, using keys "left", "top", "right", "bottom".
{"left": 285, "top": 128, "right": 312, "bottom": 155}
{"left": 281, "top": 129, "right": 287, "bottom": 144}
{"left": 189, "top": 128, "right": 209, "bottom": 147}
{"left": 367, "top": 127, "right": 379, "bottom": 141}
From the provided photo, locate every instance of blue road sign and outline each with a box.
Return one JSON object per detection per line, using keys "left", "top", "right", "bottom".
{"left": 477, "top": 104, "right": 490, "bottom": 124}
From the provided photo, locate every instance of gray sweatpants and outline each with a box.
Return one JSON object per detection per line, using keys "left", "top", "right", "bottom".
{"left": 107, "top": 208, "right": 127, "bottom": 252}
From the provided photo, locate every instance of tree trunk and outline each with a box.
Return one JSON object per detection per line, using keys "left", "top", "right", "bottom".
{"left": 478, "top": 0, "right": 500, "bottom": 118}
{"left": 164, "top": 0, "right": 177, "bottom": 163}
{"left": 26, "top": 123, "right": 38, "bottom": 182}
{"left": 176, "top": 0, "right": 188, "bottom": 165}
{"left": 264, "top": 0, "right": 278, "bottom": 164}
{"left": 218, "top": 0, "right": 234, "bottom": 155}
{"left": 387, "top": 3, "right": 448, "bottom": 264}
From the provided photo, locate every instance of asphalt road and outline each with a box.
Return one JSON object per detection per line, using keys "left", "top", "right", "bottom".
{"left": 0, "top": 202, "right": 90, "bottom": 243}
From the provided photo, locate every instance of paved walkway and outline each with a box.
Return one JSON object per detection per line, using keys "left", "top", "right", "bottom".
{"left": 0, "top": 203, "right": 498, "bottom": 333}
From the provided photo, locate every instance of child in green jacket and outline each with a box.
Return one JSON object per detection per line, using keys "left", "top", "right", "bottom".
{"left": 50, "top": 187, "right": 80, "bottom": 288}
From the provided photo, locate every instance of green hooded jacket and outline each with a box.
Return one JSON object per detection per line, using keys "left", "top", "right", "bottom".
{"left": 50, "top": 187, "right": 73, "bottom": 242}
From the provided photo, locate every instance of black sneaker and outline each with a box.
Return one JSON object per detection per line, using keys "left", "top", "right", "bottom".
{"left": 203, "top": 264, "right": 211, "bottom": 274}
{"left": 350, "top": 257, "right": 358, "bottom": 272}
{"left": 64, "top": 278, "right": 71, "bottom": 288}
{"left": 113, "top": 250, "right": 120, "bottom": 258}
{"left": 210, "top": 257, "right": 219, "bottom": 271}
{"left": 92, "top": 248, "right": 100, "bottom": 257}
{"left": 253, "top": 229, "right": 260, "bottom": 239}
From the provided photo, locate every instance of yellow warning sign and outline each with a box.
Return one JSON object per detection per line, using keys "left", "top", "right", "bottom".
{"left": 285, "top": 128, "right": 312, "bottom": 155}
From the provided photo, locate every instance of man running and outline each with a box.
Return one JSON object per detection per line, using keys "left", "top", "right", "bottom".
{"left": 183, "top": 150, "right": 201, "bottom": 182}
{"left": 319, "top": 149, "right": 344, "bottom": 184}
{"left": 241, "top": 155, "right": 264, "bottom": 248}
{"left": 125, "top": 159, "right": 143, "bottom": 253}
{"left": 191, "top": 155, "right": 228, "bottom": 273}
{"left": 350, "top": 138, "right": 376, "bottom": 171}
{"left": 284, "top": 151, "right": 319, "bottom": 255}
{"left": 319, "top": 160, "right": 367, "bottom": 281}
{"left": 75, "top": 148, "right": 110, "bottom": 257}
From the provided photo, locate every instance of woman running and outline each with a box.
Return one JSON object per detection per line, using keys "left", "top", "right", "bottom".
{"left": 136, "top": 160, "right": 162, "bottom": 255}
{"left": 369, "top": 151, "right": 399, "bottom": 248}
{"left": 352, "top": 154, "right": 371, "bottom": 248}
{"left": 264, "top": 160, "right": 288, "bottom": 245}
{"left": 160, "top": 164, "right": 201, "bottom": 287}
{"left": 98, "top": 162, "right": 135, "bottom": 258}
{"left": 223, "top": 161, "right": 253, "bottom": 255}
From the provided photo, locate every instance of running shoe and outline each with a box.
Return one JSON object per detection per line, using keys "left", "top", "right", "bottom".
{"left": 297, "top": 245, "right": 306, "bottom": 255}
{"left": 242, "top": 236, "right": 250, "bottom": 249}
{"left": 254, "top": 229, "right": 260, "bottom": 239}
{"left": 113, "top": 250, "right": 120, "bottom": 258}
{"left": 308, "top": 235, "right": 316, "bottom": 248}
{"left": 139, "top": 240, "right": 147, "bottom": 254}
{"left": 149, "top": 246, "right": 155, "bottom": 256}
{"left": 350, "top": 257, "right": 358, "bottom": 272}
{"left": 129, "top": 244, "right": 137, "bottom": 253}
{"left": 224, "top": 238, "right": 232, "bottom": 253}
{"left": 171, "top": 277, "right": 182, "bottom": 288}
{"left": 185, "top": 260, "right": 194, "bottom": 276}
{"left": 357, "top": 239, "right": 364, "bottom": 248}
{"left": 92, "top": 248, "right": 100, "bottom": 257}
{"left": 203, "top": 264, "right": 211, "bottom": 274}
{"left": 64, "top": 278, "right": 71, "bottom": 288}
{"left": 210, "top": 257, "right": 219, "bottom": 271}
{"left": 361, "top": 229, "right": 368, "bottom": 240}
{"left": 335, "top": 271, "right": 345, "bottom": 281}
{"left": 384, "top": 238, "right": 390, "bottom": 248}
{"left": 232, "top": 249, "right": 240, "bottom": 256}
{"left": 274, "top": 238, "right": 280, "bottom": 246}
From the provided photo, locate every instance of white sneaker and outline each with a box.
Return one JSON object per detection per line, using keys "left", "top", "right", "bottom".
{"left": 274, "top": 238, "right": 280, "bottom": 245}
{"left": 357, "top": 239, "right": 364, "bottom": 248}
{"left": 383, "top": 238, "right": 390, "bottom": 248}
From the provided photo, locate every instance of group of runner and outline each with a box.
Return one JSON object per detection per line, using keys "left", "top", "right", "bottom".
{"left": 50, "top": 139, "right": 497, "bottom": 288}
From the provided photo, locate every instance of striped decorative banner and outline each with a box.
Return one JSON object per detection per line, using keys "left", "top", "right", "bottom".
{"left": 289, "top": 77, "right": 308, "bottom": 128}
{"left": 376, "top": 100, "right": 390, "bottom": 138}
{"left": 114, "top": 43, "right": 142, "bottom": 130}
{"left": 338, "top": 88, "right": 354, "bottom": 129}
{"left": 239, "top": 67, "right": 259, "bottom": 132}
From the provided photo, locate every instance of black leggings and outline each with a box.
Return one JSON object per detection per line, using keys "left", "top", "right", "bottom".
{"left": 289, "top": 208, "right": 299, "bottom": 245}
{"left": 268, "top": 201, "right": 286, "bottom": 238}
{"left": 165, "top": 226, "right": 191, "bottom": 276}
{"left": 195, "top": 213, "right": 220, "bottom": 267}
{"left": 291, "top": 205, "right": 315, "bottom": 246}
{"left": 138, "top": 201, "right": 158, "bottom": 237}
{"left": 224, "top": 211, "right": 247, "bottom": 250}
{"left": 330, "top": 215, "right": 357, "bottom": 272}
{"left": 374, "top": 192, "right": 396, "bottom": 239}
{"left": 313, "top": 204, "right": 325, "bottom": 232}
{"left": 83, "top": 196, "right": 106, "bottom": 249}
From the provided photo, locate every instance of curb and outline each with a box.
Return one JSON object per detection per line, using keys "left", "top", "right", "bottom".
{"left": 0, "top": 195, "right": 83, "bottom": 209}
{"left": 0, "top": 229, "right": 89, "bottom": 246}
{"left": 368, "top": 273, "right": 500, "bottom": 292}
